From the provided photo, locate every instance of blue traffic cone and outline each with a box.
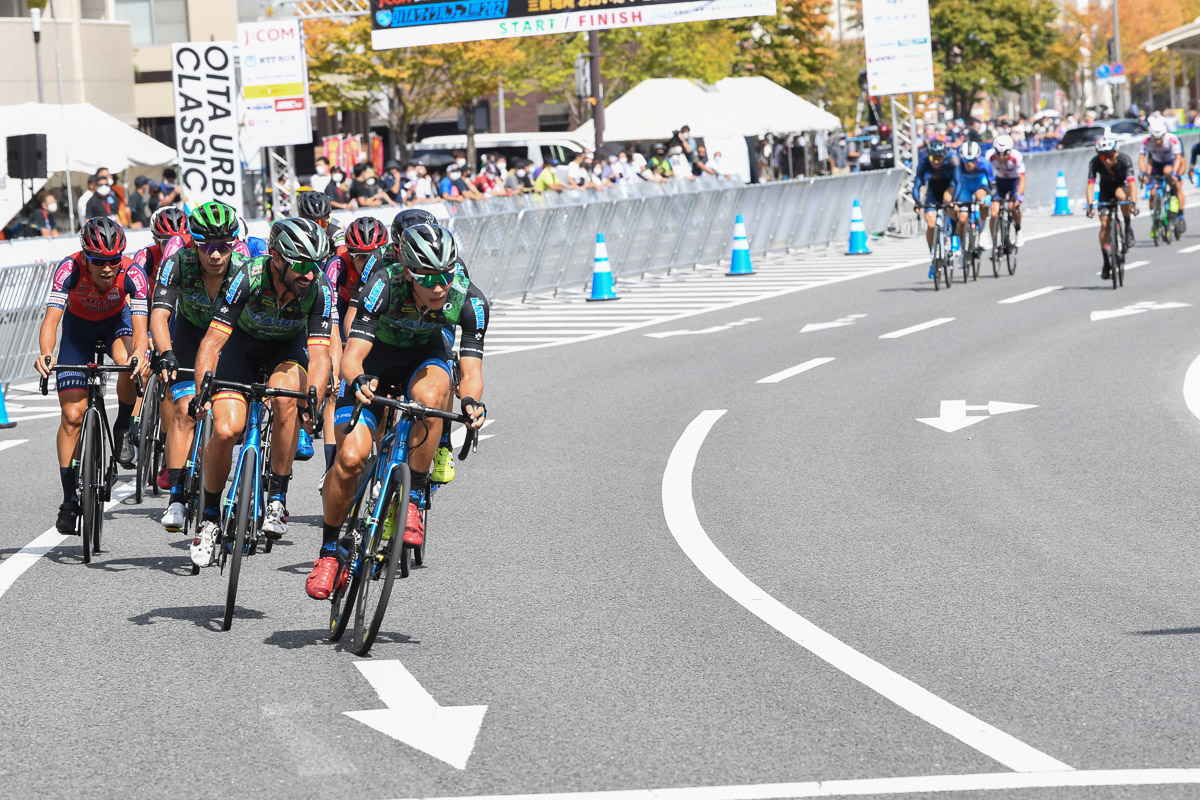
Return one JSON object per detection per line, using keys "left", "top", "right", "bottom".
{"left": 0, "top": 381, "right": 15, "bottom": 429}
{"left": 1052, "top": 170, "right": 1073, "bottom": 216}
{"left": 846, "top": 198, "right": 871, "bottom": 254}
{"left": 587, "top": 233, "right": 618, "bottom": 301}
{"left": 727, "top": 215, "right": 753, "bottom": 275}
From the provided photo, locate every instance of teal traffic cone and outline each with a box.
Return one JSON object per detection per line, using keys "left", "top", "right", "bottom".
{"left": 587, "top": 233, "right": 618, "bottom": 301}
{"left": 1052, "top": 171, "right": 1073, "bottom": 216}
{"left": 846, "top": 199, "right": 871, "bottom": 254}
{"left": 727, "top": 215, "right": 753, "bottom": 275}
{"left": 0, "top": 381, "right": 15, "bottom": 429}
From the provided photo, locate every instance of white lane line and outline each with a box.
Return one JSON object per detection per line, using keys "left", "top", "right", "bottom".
{"left": 662, "top": 410, "right": 1072, "bottom": 773}
{"left": 0, "top": 481, "right": 135, "bottom": 599}
{"left": 879, "top": 317, "right": 956, "bottom": 339}
{"left": 1180, "top": 243, "right": 1200, "bottom": 254}
{"left": 1094, "top": 260, "right": 1149, "bottom": 276}
{"left": 386, "top": 768, "right": 1200, "bottom": 799}
{"left": 0, "top": 439, "right": 29, "bottom": 453}
{"left": 1183, "top": 351, "right": 1200, "bottom": 424}
{"left": 757, "top": 357, "right": 835, "bottom": 384}
{"left": 998, "top": 286, "right": 1062, "bottom": 304}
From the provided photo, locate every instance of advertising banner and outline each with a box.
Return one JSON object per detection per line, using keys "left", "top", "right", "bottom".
{"left": 238, "top": 20, "right": 314, "bottom": 148}
{"left": 171, "top": 42, "right": 243, "bottom": 208}
{"left": 370, "top": 0, "right": 776, "bottom": 49}
{"left": 861, "top": 0, "right": 935, "bottom": 97}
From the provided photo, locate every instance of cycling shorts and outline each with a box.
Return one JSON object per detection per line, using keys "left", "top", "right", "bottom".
{"left": 1095, "top": 181, "right": 1131, "bottom": 215}
{"left": 994, "top": 178, "right": 1020, "bottom": 201}
{"left": 56, "top": 307, "right": 133, "bottom": 393}
{"left": 1149, "top": 160, "right": 1177, "bottom": 177}
{"left": 168, "top": 318, "right": 205, "bottom": 401}
{"left": 922, "top": 180, "right": 951, "bottom": 209}
{"left": 333, "top": 338, "right": 452, "bottom": 435}
{"left": 212, "top": 325, "right": 308, "bottom": 402}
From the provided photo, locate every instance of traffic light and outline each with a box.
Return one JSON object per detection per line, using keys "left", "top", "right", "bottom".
{"left": 1106, "top": 37, "right": 1115, "bottom": 62}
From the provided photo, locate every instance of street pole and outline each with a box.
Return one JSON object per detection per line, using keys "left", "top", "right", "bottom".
{"left": 497, "top": 75, "right": 506, "bottom": 134}
{"left": 1111, "top": 0, "right": 1122, "bottom": 115}
{"left": 30, "top": 7, "right": 44, "bottom": 103}
{"left": 588, "top": 30, "right": 604, "bottom": 149}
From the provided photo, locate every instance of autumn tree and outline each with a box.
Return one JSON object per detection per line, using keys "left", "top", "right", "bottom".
{"left": 729, "top": 0, "right": 833, "bottom": 95}
{"left": 431, "top": 40, "right": 529, "bottom": 167}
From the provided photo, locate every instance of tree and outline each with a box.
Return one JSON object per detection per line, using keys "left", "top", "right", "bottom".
{"left": 431, "top": 40, "right": 529, "bottom": 167}
{"left": 929, "top": 0, "right": 1060, "bottom": 117}
{"left": 729, "top": 0, "right": 833, "bottom": 96}
{"left": 813, "top": 40, "right": 866, "bottom": 126}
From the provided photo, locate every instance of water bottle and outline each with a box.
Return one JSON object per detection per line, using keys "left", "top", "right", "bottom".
{"left": 951, "top": 235, "right": 961, "bottom": 253}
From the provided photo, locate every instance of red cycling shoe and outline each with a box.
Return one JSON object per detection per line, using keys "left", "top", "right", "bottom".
{"left": 403, "top": 502, "right": 424, "bottom": 547}
{"left": 306, "top": 556, "right": 340, "bottom": 600}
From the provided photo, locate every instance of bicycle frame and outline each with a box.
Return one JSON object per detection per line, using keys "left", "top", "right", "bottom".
{"left": 222, "top": 396, "right": 271, "bottom": 551}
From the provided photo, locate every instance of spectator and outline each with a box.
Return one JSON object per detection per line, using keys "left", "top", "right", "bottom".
{"left": 708, "top": 150, "right": 735, "bottom": 180}
{"left": 668, "top": 146, "right": 691, "bottom": 176}
{"left": 967, "top": 118, "right": 984, "bottom": 144}
{"left": 147, "top": 181, "right": 163, "bottom": 216}
{"left": 311, "top": 156, "right": 332, "bottom": 192}
{"left": 31, "top": 190, "right": 59, "bottom": 236}
{"left": 533, "top": 160, "right": 564, "bottom": 192}
{"left": 350, "top": 163, "right": 394, "bottom": 207}
{"left": 77, "top": 174, "right": 97, "bottom": 223}
{"left": 677, "top": 125, "right": 696, "bottom": 164}
{"left": 630, "top": 145, "right": 648, "bottom": 175}
{"left": 692, "top": 145, "right": 716, "bottom": 177}
{"left": 567, "top": 153, "right": 590, "bottom": 188}
{"left": 772, "top": 138, "right": 788, "bottom": 179}
{"left": 455, "top": 168, "right": 486, "bottom": 199}
{"left": 159, "top": 167, "right": 184, "bottom": 207}
{"left": 382, "top": 160, "right": 406, "bottom": 204}
{"left": 828, "top": 134, "right": 850, "bottom": 176}
{"left": 128, "top": 176, "right": 152, "bottom": 228}
{"left": 412, "top": 163, "right": 436, "bottom": 203}
{"left": 505, "top": 161, "right": 533, "bottom": 193}
{"left": 85, "top": 174, "right": 120, "bottom": 220}
{"left": 648, "top": 144, "right": 674, "bottom": 178}
{"left": 325, "top": 165, "right": 354, "bottom": 210}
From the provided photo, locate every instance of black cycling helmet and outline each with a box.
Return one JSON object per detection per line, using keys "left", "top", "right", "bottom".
{"left": 927, "top": 139, "right": 947, "bottom": 158}
{"left": 345, "top": 216, "right": 389, "bottom": 253}
{"left": 187, "top": 201, "right": 239, "bottom": 242}
{"left": 150, "top": 206, "right": 189, "bottom": 242}
{"left": 269, "top": 217, "right": 329, "bottom": 265}
{"left": 391, "top": 208, "right": 437, "bottom": 246}
{"left": 296, "top": 189, "right": 331, "bottom": 221}
{"left": 398, "top": 223, "right": 459, "bottom": 273}
{"left": 80, "top": 216, "right": 126, "bottom": 259}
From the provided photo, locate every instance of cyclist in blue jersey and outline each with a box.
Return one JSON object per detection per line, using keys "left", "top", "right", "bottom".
{"left": 952, "top": 141, "right": 993, "bottom": 251}
{"left": 912, "top": 139, "right": 958, "bottom": 279}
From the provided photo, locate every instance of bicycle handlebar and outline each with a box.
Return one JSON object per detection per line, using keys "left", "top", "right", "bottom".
{"left": 346, "top": 393, "right": 478, "bottom": 461}
{"left": 190, "top": 371, "right": 319, "bottom": 427}
{"left": 40, "top": 355, "right": 140, "bottom": 397}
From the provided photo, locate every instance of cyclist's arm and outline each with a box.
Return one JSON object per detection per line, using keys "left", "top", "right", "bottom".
{"left": 340, "top": 336, "right": 372, "bottom": 387}
{"left": 304, "top": 276, "right": 334, "bottom": 403}
{"left": 150, "top": 254, "right": 181, "bottom": 352}
{"left": 125, "top": 263, "right": 151, "bottom": 366}
{"left": 36, "top": 306, "right": 64, "bottom": 375}
{"left": 911, "top": 159, "right": 926, "bottom": 203}
{"left": 458, "top": 356, "right": 484, "bottom": 427}
{"left": 195, "top": 263, "right": 250, "bottom": 393}
{"left": 458, "top": 286, "right": 488, "bottom": 424}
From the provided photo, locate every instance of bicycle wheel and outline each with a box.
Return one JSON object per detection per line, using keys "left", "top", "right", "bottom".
{"left": 134, "top": 374, "right": 157, "bottom": 504}
{"left": 413, "top": 506, "right": 427, "bottom": 568}
{"left": 150, "top": 393, "right": 165, "bottom": 497}
{"left": 1110, "top": 221, "right": 1122, "bottom": 290}
{"left": 79, "top": 410, "right": 102, "bottom": 564}
{"left": 330, "top": 498, "right": 365, "bottom": 642}
{"left": 223, "top": 447, "right": 257, "bottom": 631}
{"left": 353, "top": 465, "right": 411, "bottom": 655}
{"left": 962, "top": 227, "right": 972, "bottom": 283}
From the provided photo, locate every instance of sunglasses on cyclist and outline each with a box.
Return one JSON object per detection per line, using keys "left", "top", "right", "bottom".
{"left": 87, "top": 254, "right": 122, "bottom": 267}
{"left": 199, "top": 241, "right": 235, "bottom": 256}
{"left": 408, "top": 268, "right": 455, "bottom": 288}
{"left": 285, "top": 259, "right": 320, "bottom": 275}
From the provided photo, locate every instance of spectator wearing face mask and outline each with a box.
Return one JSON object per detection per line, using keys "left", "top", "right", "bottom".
{"left": 85, "top": 175, "right": 120, "bottom": 220}
{"left": 32, "top": 190, "right": 59, "bottom": 236}
{"left": 588, "top": 159, "right": 609, "bottom": 189}
{"left": 311, "top": 157, "right": 332, "bottom": 192}
{"left": 567, "top": 153, "right": 590, "bottom": 188}
{"left": 128, "top": 176, "right": 152, "bottom": 228}
{"left": 692, "top": 146, "right": 717, "bottom": 177}
{"left": 325, "top": 165, "right": 354, "bottom": 210}
{"left": 411, "top": 164, "right": 436, "bottom": 202}
{"left": 350, "top": 163, "right": 395, "bottom": 207}
{"left": 505, "top": 161, "right": 533, "bottom": 194}
{"left": 533, "top": 159, "right": 565, "bottom": 193}
{"left": 159, "top": 167, "right": 184, "bottom": 207}
{"left": 456, "top": 167, "right": 487, "bottom": 199}
{"left": 648, "top": 144, "right": 674, "bottom": 178}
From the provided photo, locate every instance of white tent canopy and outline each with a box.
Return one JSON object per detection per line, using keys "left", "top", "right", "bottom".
{"left": 574, "top": 77, "right": 842, "bottom": 144}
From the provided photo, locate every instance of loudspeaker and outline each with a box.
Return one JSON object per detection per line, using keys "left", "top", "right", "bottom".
{"left": 7, "top": 134, "right": 47, "bottom": 180}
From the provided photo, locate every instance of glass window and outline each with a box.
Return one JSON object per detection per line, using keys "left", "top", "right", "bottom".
{"left": 0, "top": 0, "right": 30, "bottom": 18}
{"left": 115, "top": 0, "right": 188, "bottom": 46}
{"left": 115, "top": 0, "right": 153, "bottom": 46}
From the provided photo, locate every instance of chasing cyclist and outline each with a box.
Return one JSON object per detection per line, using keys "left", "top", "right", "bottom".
{"left": 306, "top": 223, "right": 488, "bottom": 600}
{"left": 188, "top": 218, "right": 335, "bottom": 567}
{"left": 987, "top": 134, "right": 1026, "bottom": 249}
{"left": 151, "top": 201, "right": 242, "bottom": 533}
{"left": 952, "top": 141, "right": 992, "bottom": 252}
{"left": 1138, "top": 117, "right": 1186, "bottom": 234}
{"left": 912, "top": 139, "right": 958, "bottom": 280}
{"left": 1087, "top": 137, "right": 1139, "bottom": 281}
{"left": 35, "top": 218, "right": 150, "bottom": 533}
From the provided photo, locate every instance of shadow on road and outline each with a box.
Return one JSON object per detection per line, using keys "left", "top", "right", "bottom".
{"left": 129, "top": 605, "right": 265, "bottom": 631}
{"left": 82, "top": 554, "right": 192, "bottom": 576}
{"left": 261, "top": 627, "right": 418, "bottom": 651}
{"left": 1133, "top": 626, "right": 1200, "bottom": 636}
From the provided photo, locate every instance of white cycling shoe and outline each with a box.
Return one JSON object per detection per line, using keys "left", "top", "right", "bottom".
{"left": 261, "top": 500, "right": 288, "bottom": 539}
{"left": 190, "top": 521, "right": 218, "bottom": 568}
{"left": 161, "top": 502, "right": 186, "bottom": 533}
{"left": 1015, "top": 230, "right": 1025, "bottom": 248}
{"left": 979, "top": 229, "right": 992, "bottom": 250}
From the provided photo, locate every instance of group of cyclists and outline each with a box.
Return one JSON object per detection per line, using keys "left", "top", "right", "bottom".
{"left": 35, "top": 191, "right": 488, "bottom": 602}
{"left": 911, "top": 116, "right": 1193, "bottom": 283}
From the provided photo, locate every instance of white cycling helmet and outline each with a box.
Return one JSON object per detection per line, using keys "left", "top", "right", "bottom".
{"left": 960, "top": 141, "right": 982, "bottom": 162}
{"left": 993, "top": 135, "right": 1014, "bottom": 155}
{"left": 1095, "top": 136, "right": 1118, "bottom": 153}
{"left": 1148, "top": 118, "right": 1169, "bottom": 139}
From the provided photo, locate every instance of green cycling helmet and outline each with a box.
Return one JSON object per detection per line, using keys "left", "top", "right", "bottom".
{"left": 269, "top": 217, "right": 330, "bottom": 265}
{"left": 398, "top": 223, "right": 459, "bottom": 273}
{"left": 187, "top": 201, "right": 239, "bottom": 242}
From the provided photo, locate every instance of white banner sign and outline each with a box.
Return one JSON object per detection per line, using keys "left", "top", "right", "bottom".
{"left": 861, "top": 0, "right": 935, "bottom": 97}
{"left": 171, "top": 42, "right": 243, "bottom": 208}
{"left": 238, "top": 20, "right": 313, "bottom": 148}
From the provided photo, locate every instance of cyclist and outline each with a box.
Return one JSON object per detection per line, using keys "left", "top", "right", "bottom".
{"left": 987, "top": 134, "right": 1026, "bottom": 249}
{"left": 1138, "top": 117, "right": 1186, "bottom": 233}
{"left": 911, "top": 139, "right": 958, "bottom": 279}
{"left": 34, "top": 217, "right": 150, "bottom": 533}
{"left": 236, "top": 215, "right": 270, "bottom": 258}
{"left": 297, "top": 189, "right": 345, "bottom": 250}
{"left": 152, "top": 201, "right": 242, "bottom": 533}
{"left": 188, "top": 218, "right": 334, "bottom": 566}
{"left": 952, "top": 141, "right": 992, "bottom": 251}
{"left": 306, "top": 223, "right": 488, "bottom": 600}
{"left": 1087, "top": 137, "right": 1139, "bottom": 281}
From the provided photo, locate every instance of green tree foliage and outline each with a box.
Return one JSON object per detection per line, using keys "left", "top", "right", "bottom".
{"left": 729, "top": 0, "right": 833, "bottom": 95}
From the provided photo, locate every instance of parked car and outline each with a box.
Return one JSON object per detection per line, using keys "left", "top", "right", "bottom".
{"left": 853, "top": 125, "right": 896, "bottom": 170}
{"left": 1056, "top": 118, "right": 1148, "bottom": 150}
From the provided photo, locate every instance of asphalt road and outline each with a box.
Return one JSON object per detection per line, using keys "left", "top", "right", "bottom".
{"left": 4, "top": 208, "right": 1200, "bottom": 800}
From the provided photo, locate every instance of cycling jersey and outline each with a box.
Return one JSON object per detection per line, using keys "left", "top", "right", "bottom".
{"left": 48, "top": 253, "right": 148, "bottom": 322}
{"left": 210, "top": 255, "right": 333, "bottom": 347}
{"left": 153, "top": 247, "right": 244, "bottom": 329}
{"left": 352, "top": 261, "right": 489, "bottom": 359}
{"left": 987, "top": 150, "right": 1025, "bottom": 180}
{"left": 912, "top": 152, "right": 958, "bottom": 205}
{"left": 1140, "top": 133, "right": 1182, "bottom": 165}
{"left": 953, "top": 162, "right": 992, "bottom": 203}
{"left": 131, "top": 235, "right": 188, "bottom": 291}
{"left": 1088, "top": 153, "right": 1137, "bottom": 189}
{"left": 324, "top": 249, "right": 368, "bottom": 322}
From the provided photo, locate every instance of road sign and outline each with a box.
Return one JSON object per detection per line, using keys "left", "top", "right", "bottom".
{"left": 1112, "top": 62, "right": 1125, "bottom": 76}
{"left": 1096, "top": 63, "right": 1112, "bottom": 80}
{"left": 1109, "top": 75, "right": 1128, "bottom": 85}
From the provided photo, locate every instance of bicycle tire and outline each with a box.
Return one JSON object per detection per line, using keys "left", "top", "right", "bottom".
{"left": 353, "top": 465, "right": 410, "bottom": 655}
{"left": 962, "top": 226, "right": 972, "bottom": 284}
{"left": 413, "top": 506, "right": 426, "bottom": 568}
{"left": 223, "top": 447, "right": 257, "bottom": 631}
{"left": 150, "top": 397, "right": 164, "bottom": 497}
{"left": 79, "top": 411, "right": 101, "bottom": 564}
{"left": 329, "top": 497, "right": 364, "bottom": 642}
{"left": 1110, "top": 220, "right": 1122, "bottom": 290}
{"left": 134, "top": 375, "right": 156, "bottom": 504}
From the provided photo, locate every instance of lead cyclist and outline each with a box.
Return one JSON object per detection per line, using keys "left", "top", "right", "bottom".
{"left": 987, "top": 135, "right": 1026, "bottom": 249}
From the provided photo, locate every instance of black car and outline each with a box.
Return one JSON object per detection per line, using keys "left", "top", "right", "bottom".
{"left": 1056, "top": 118, "right": 1148, "bottom": 150}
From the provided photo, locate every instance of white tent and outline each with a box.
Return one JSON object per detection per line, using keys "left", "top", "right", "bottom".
{"left": 0, "top": 103, "right": 177, "bottom": 231}
{"left": 573, "top": 76, "right": 841, "bottom": 144}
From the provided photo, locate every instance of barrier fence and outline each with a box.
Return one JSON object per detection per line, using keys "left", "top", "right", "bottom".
{"left": 0, "top": 168, "right": 904, "bottom": 385}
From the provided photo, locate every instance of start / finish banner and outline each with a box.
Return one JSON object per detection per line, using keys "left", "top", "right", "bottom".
{"left": 370, "top": 0, "right": 776, "bottom": 49}
{"left": 861, "top": 0, "right": 935, "bottom": 97}
{"left": 171, "top": 42, "right": 243, "bottom": 208}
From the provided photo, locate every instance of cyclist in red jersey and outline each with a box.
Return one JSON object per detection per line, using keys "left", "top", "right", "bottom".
{"left": 34, "top": 218, "right": 150, "bottom": 534}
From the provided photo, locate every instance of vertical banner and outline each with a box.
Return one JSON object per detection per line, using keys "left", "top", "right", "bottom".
{"left": 344, "top": 135, "right": 362, "bottom": 173}
{"left": 861, "top": 0, "right": 935, "bottom": 97}
{"left": 238, "top": 19, "right": 314, "bottom": 148}
{"left": 323, "top": 135, "right": 343, "bottom": 173}
{"left": 171, "top": 42, "right": 243, "bottom": 208}
{"left": 370, "top": 133, "right": 384, "bottom": 172}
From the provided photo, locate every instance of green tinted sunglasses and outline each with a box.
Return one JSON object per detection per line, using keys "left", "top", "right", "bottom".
{"left": 286, "top": 260, "right": 321, "bottom": 275}
{"left": 408, "top": 268, "right": 454, "bottom": 288}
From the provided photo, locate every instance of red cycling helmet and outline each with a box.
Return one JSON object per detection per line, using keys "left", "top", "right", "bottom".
{"left": 151, "top": 206, "right": 190, "bottom": 243}
{"left": 345, "top": 216, "right": 388, "bottom": 253}
{"left": 80, "top": 217, "right": 126, "bottom": 259}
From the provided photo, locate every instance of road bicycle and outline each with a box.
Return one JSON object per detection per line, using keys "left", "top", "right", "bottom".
{"left": 991, "top": 200, "right": 1018, "bottom": 277}
{"left": 1147, "top": 175, "right": 1176, "bottom": 246}
{"left": 40, "top": 343, "right": 140, "bottom": 564}
{"left": 133, "top": 366, "right": 166, "bottom": 504}
{"left": 327, "top": 392, "right": 478, "bottom": 655}
{"left": 1094, "top": 200, "right": 1134, "bottom": 290}
{"left": 191, "top": 371, "right": 317, "bottom": 630}
{"left": 925, "top": 204, "right": 955, "bottom": 291}
{"left": 956, "top": 200, "right": 985, "bottom": 283}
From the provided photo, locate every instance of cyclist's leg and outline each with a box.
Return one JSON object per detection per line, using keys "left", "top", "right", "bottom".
{"left": 405, "top": 348, "right": 454, "bottom": 496}
{"left": 163, "top": 320, "right": 203, "bottom": 516}
{"left": 955, "top": 202, "right": 968, "bottom": 242}
{"left": 975, "top": 189, "right": 990, "bottom": 243}
{"left": 201, "top": 327, "right": 258, "bottom": 522}
{"left": 265, "top": 339, "right": 308, "bottom": 513}
{"left": 105, "top": 308, "right": 137, "bottom": 465}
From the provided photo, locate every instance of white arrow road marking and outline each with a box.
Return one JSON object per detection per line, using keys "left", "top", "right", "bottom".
{"left": 450, "top": 418, "right": 495, "bottom": 446}
{"left": 662, "top": 411, "right": 1072, "bottom": 772}
{"left": 799, "top": 314, "right": 867, "bottom": 333}
{"left": 344, "top": 660, "right": 487, "bottom": 770}
{"left": 645, "top": 317, "right": 761, "bottom": 339}
{"left": 757, "top": 357, "right": 835, "bottom": 384}
{"left": 879, "top": 317, "right": 955, "bottom": 339}
{"left": 917, "top": 400, "right": 1038, "bottom": 433}
{"left": 0, "top": 439, "right": 29, "bottom": 453}
{"left": 998, "top": 286, "right": 1062, "bottom": 304}
{"left": 1090, "top": 301, "right": 1191, "bottom": 322}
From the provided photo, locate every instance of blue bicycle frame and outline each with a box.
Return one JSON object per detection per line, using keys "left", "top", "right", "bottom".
{"left": 341, "top": 414, "right": 417, "bottom": 581}
{"left": 222, "top": 397, "right": 270, "bottom": 557}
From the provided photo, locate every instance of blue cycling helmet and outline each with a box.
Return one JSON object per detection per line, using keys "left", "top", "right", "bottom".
{"left": 927, "top": 140, "right": 947, "bottom": 158}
